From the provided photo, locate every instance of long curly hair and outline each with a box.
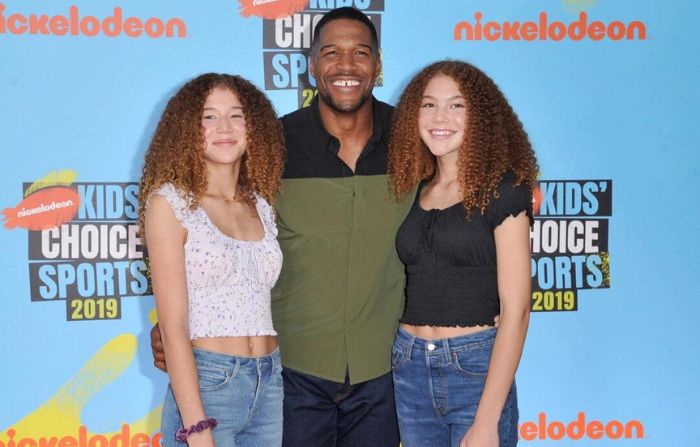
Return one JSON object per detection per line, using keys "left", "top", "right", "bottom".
{"left": 388, "top": 60, "right": 538, "bottom": 214}
{"left": 137, "top": 73, "right": 285, "bottom": 232}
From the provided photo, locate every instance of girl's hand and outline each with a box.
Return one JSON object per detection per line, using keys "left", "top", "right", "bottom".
{"left": 460, "top": 423, "right": 499, "bottom": 447}
{"left": 186, "top": 430, "right": 216, "bottom": 447}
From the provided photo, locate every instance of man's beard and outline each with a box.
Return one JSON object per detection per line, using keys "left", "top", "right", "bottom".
{"left": 317, "top": 89, "right": 372, "bottom": 114}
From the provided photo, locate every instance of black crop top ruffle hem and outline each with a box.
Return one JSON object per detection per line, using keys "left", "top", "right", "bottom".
{"left": 396, "top": 172, "right": 533, "bottom": 327}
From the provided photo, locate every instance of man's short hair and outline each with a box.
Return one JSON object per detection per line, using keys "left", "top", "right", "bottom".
{"left": 311, "top": 7, "right": 379, "bottom": 57}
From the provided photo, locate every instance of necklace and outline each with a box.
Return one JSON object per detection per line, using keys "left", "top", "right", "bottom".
{"left": 205, "top": 192, "right": 239, "bottom": 204}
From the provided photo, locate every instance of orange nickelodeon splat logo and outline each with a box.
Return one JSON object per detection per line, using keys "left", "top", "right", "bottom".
{"left": 2, "top": 170, "right": 80, "bottom": 231}
{"left": 238, "top": 0, "right": 308, "bottom": 19}
{"left": 532, "top": 184, "right": 543, "bottom": 215}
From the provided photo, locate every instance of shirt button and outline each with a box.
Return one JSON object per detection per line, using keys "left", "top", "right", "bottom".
{"left": 427, "top": 343, "right": 436, "bottom": 351}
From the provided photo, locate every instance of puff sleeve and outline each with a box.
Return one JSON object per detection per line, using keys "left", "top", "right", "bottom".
{"left": 147, "top": 182, "right": 195, "bottom": 230}
{"left": 485, "top": 172, "right": 534, "bottom": 230}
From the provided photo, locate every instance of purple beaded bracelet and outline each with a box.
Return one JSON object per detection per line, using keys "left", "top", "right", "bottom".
{"left": 175, "top": 418, "right": 218, "bottom": 442}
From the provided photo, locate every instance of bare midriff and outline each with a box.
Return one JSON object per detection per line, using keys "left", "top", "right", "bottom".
{"left": 192, "top": 335, "right": 277, "bottom": 357}
{"left": 401, "top": 324, "right": 493, "bottom": 341}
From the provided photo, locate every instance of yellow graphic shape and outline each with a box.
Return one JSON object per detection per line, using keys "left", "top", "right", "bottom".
{"left": 149, "top": 307, "right": 159, "bottom": 325}
{"left": 562, "top": 0, "right": 598, "bottom": 12}
{"left": 24, "top": 169, "right": 78, "bottom": 197}
{"left": 0, "top": 334, "right": 161, "bottom": 438}
{"left": 599, "top": 251, "right": 611, "bottom": 288}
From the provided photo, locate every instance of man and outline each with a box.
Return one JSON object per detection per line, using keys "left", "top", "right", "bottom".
{"left": 152, "top": 7, "right": 412, "bottom": 446}
{"left": 271, "top": 7, "right": 412, "bottom": 447}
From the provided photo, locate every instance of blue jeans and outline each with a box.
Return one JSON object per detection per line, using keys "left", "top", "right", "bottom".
{"left": 282, "top": 367, "right": 400, "bottom": 447}
{"left": 161, "top": 347, "right": 283, "bottom": 447}
{"left": 392, "top": 327, "right": 518, "bottom": 447}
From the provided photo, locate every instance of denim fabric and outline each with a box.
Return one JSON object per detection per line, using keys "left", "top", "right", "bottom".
{"left": 281, "top": 368, "right": 400, "bottom": 447}
{"left": 161, "top": 347, "right": 283, "bottom": 447}
{"left": 392, "top": 327, "right": 518, "bottom": 447}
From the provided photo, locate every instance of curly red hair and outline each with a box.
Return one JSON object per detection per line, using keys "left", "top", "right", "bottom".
{"left": 137, "top": 73, "right": 285, "bottom": 231}
{"left": 388, "top": 60, "right": 538, "bottom": 214}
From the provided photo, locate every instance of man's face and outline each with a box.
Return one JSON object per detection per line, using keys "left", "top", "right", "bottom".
{"left": 310, "top": 18, "right": 380, "bottom": 114}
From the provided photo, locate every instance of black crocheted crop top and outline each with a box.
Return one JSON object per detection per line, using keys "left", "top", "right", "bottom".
{"left": 395, "top": 172, "right": 533, "bottom": 327}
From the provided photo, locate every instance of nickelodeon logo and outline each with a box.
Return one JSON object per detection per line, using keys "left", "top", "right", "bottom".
{"left": 2, "top": 170, "right": 81, "bottom": 231}
{"left": 239, "top": 0, "right": 308, "bottom": 19}
{"left": 0, "top": 4, "right": 186, "bottom": 38}
{"left": 455, "top": 12, "right": 646, "bottom": 41}
{"left": 0, "top": 426, "right": 161, "bottom": 447}
{"left": 519, "top": 412, "right": 644, "bottom": 441}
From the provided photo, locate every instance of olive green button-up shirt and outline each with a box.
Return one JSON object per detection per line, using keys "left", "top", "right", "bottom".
{"left": 272, "top": 98, "right": 414, "bottom": 384}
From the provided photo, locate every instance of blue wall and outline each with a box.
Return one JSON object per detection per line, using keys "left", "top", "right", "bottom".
{"left": 1, "top": 1, "right": 698, "bottom": 445}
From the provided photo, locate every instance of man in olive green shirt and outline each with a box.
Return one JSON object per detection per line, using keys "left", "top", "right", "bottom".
{"left": 272, "top": 8, "right": 412, "bottom": 447}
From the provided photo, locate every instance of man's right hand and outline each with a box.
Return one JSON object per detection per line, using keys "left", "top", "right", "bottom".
{"left": 150, "top": 323, "right": 167, "bottom": 372}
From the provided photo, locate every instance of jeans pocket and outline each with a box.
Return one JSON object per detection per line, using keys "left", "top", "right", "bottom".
{"left": 273, "top": 362, "right": 284, "bottom": 387}
{"left": 391, "top": 345, "right": 409, "bottom": 372}
{"left": 198, "top": 365, "right": 231, "bottom": 391}
{"left": 451, "top": 346, "right": 490, "bottom": 377}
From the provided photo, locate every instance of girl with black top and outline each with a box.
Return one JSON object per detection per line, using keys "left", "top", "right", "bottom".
{"left": 387, "top": 60, "right": 538, "bottom": 447}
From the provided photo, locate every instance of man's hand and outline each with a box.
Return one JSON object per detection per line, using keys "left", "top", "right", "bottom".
{"left": 150, "top": 323, "right": 167, "bottom": 372}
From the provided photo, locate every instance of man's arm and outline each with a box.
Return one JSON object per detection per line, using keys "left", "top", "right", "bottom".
{"left": 150, "top": 322, "right": 167, "bottom": 372}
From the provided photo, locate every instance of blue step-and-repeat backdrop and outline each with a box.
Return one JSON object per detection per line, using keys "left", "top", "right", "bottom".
{"left": 1, "top": 1, "right": 698, "bottom": 445}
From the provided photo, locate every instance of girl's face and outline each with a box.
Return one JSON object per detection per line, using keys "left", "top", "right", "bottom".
{"left": 201, "top": 87, "right": 247, "bottom": 167}
{"left": 418, "top": 74, "right": 467, "bottom": 159}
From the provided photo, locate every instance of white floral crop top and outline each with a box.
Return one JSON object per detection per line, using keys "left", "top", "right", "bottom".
{"left": 151, "top": 183, "right": 282, "bottom": 339}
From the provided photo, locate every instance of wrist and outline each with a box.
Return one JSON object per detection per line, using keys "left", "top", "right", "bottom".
{"left": 473, "top": 413, "right": 499, "bottom": 429}
{"left": 175, "top": 418, "right": 218, "bottom": 443}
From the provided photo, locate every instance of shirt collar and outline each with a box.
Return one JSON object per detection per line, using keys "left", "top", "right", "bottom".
{"left": 308, "top": 96, "right": 388, "bottom": 155}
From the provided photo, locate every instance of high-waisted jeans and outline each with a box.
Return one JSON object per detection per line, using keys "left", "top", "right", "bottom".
{"left": 392, "top": 327, "right": 518, "bottom": 447}
{"left": 161, "top": 347, "right": 283, "bottom": 447}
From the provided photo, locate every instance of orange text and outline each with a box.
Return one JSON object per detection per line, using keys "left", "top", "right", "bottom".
{"left": 519, "top": 412, "right": 645, "bottom": 441}
{"left": 0, "top": 4, "right": 186, "bottom": 38}
{"left": 0, "top": 426, "right": 161, "bottom": 447}
{"left": 455, "top": 12, "right": 646, "bottom": 42}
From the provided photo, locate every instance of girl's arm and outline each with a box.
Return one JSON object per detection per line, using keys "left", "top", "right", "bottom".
{"left": 461, "top": 210, "right": 531, "bottom": 447}
{"left": 145, "top": 195, "right": 214, "bottom": 447}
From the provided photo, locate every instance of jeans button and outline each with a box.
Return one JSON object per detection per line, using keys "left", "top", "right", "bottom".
{"left": 427, "top": 343, "right": 436, "bottom": 351}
